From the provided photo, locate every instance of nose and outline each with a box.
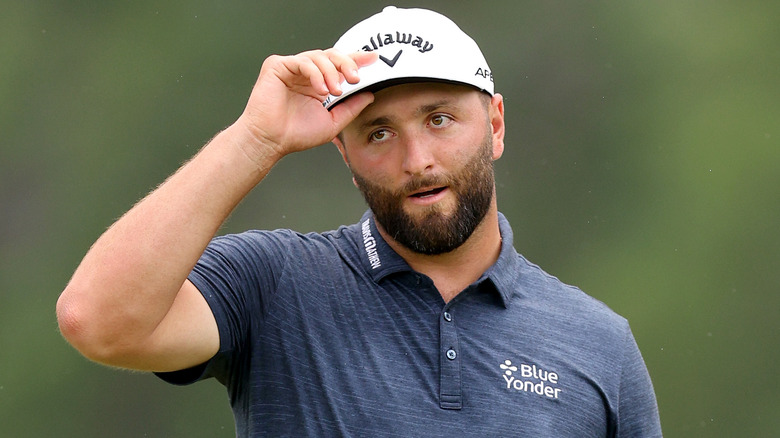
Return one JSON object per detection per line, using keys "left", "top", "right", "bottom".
{"left": 401, "top": 135, "right": 435, "bottom": 176}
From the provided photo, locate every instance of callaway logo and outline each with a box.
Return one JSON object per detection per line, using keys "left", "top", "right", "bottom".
{"left": 360, "top": 31, "right": 435, "bottom": 54}
{"left": 500, "top": 360, "right": 562, "bottom": 399}
{"left": 380, "top": 50, "right": 403, "bottom": 67}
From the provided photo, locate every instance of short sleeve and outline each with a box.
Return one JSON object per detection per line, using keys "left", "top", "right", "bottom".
{"left": 155, "top": 230, "right": 291, "bottom": 386}
{"left": 616, "top": 326, "right": 663, "bottom": 437}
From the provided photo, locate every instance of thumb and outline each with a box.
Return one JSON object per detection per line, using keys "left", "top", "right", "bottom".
{"left": 329, "top": 92, "right": 375, "bottom": 133}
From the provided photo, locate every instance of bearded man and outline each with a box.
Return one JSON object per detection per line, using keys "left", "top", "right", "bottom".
{"left": 57, "top": 6, "right": 661, "bottom": 437}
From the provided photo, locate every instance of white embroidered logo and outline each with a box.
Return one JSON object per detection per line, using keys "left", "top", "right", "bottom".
{"left": 500, "top": 360, "right": 562, "bottom": 399}
{"left": 500, "top": 360, "right": 517, "bottom": 376}
{"left": 361, "top": 219, "right": 381, "bottom": 269}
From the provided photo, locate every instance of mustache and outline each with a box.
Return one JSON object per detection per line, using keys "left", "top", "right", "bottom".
{"left": 399, "top": 174, "right": 454, "bottom": 196}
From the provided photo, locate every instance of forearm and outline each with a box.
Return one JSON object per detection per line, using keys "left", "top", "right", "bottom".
{"left": 57, "top": 49, "right": 376, "bottom": 366}
{"left": 57, "top": 122, "right": 277, "bottom": 358}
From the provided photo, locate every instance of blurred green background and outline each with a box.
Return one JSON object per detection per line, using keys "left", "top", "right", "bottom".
{"left": 2, "top": 0, "right": 778, "bottom": 436}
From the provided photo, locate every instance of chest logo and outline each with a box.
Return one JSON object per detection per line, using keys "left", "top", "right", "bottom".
{"left": 500, "top": 360, "right": 562, "bottom": 400}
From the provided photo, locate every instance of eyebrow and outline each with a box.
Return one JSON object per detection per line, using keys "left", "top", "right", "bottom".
{"left": 358, "top": 116, "right": 394, "bottom": 133}
{"left": 415, "top": 99, "right": 453, "bottom": 117}
{"left": 357, "top": 99, "right": 455, "bottom": 133}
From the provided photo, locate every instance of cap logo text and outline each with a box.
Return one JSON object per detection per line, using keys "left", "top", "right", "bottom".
{"left": 475, "top": 67, "right": 493, "bottom": 82}
{"left": 361, "top": 31, "right": 434, "bottom": 54}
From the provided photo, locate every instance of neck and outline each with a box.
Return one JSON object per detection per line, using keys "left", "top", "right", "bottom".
{"left": 376, "top": 204, "right": 502, "bottom": 303}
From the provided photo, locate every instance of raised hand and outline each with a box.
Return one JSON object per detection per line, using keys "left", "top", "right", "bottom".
{"left": 236, "top": 49, "right": 378, "bottom": 160}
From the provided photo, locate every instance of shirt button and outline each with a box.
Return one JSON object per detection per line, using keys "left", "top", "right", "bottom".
{"left": 446, "top": 349, "right": 457, "bottom": 360}
{"left": 443, "top": 311, "right": 452, "bottom": 322}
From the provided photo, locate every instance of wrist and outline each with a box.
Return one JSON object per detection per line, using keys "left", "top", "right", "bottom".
{"left": 221, "top": 118, "right": 285, "bottom": 175}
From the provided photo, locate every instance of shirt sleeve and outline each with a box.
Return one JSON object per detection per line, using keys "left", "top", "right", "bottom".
{"left": 616, "top": 325, "right": 663, "bottom": 437}
{"left": 155, "top": 230, "right": 291, "bottom": 387}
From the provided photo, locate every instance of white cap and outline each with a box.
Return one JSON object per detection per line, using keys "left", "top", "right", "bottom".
{"left": 324, "top": 6, "right": 494, "bottom": 109}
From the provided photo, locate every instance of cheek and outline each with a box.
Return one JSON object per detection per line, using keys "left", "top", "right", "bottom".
{"left": 444, "top": 140, "right": 482, "bottom": 170}
{"left": 349, "top": 147, "right": 403, "bottom": 180}
{"left": 348, "top": 157, "right": 395, "bottom": 190}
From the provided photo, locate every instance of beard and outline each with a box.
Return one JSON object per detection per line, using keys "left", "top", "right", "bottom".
{"left": 351, "top": 132, "right": 496, "bottom": 255}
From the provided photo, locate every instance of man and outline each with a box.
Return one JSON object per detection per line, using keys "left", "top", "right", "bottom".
{"left": 57, "top": 6, "right": 662, "bottom": 437}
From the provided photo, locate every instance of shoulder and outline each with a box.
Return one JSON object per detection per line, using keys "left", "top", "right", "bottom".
{"left": 208, "top": 223, "right": 358, "bottom": 254}
{"left": 201, "top": 223, "right": 364, "bottom": 274}
{"left": 513, "top": 253, "right": 628, "bottom": 336}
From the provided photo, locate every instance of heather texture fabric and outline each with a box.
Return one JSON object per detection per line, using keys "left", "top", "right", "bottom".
{"left": 157, "top": 211, "right": 662, "bottom": 437}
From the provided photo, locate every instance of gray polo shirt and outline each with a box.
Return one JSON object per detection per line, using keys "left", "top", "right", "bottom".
{"left": 158, "top": 211, "right": 661, "bottom": 437}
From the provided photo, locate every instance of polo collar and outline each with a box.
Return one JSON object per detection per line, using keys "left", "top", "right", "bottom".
{"left": 480, "top": 212, "right": 523, "bottom": 308}
{"left": 355, "top": 210, "right": 413, "bottom": 281}
{"left": 353, "top": 210, "right": 522, "bottom": 308}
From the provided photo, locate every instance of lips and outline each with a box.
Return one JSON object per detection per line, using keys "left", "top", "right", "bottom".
{"left": 409, "top": 186, "right": 447, "bottom": 198}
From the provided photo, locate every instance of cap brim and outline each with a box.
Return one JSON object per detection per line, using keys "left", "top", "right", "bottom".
{"left": 326, "top": 77, "right": 493, "bottom": 111}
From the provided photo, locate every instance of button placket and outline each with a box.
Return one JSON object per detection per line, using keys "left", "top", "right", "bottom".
{"left": 439, "top": 307, "right": 462, "bottom": 409}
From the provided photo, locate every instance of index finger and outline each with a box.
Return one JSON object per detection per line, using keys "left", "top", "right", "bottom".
{"left": 323, "top": 49, "right": 378, "bottom": 86}
{"left": 346, "top": 50, "right": 379, "bottom": 84}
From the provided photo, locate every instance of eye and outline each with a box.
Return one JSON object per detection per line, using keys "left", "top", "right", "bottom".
{"left": 369, "top": 129, "right": 394, "bottom": 143}
{"left": 429, "top": 114, "right": 453, "bottom": 128}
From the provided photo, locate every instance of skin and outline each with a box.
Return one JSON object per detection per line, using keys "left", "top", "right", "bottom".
{"left": 56, "top": 48, "right": 505, "bottom": 374}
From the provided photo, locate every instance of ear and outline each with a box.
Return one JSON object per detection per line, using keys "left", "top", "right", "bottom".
{"left": 489, "top": 93, "right": 505, "bottom": 160}
{"left": 332, "top": 136, "right": 359, "bottom": 188}
{"left": 331, "top": 135, "right": 350, "bottom": 167}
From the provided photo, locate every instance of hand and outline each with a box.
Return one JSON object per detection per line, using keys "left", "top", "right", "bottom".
{"left": 236, "top": 49, "right": 378, "bottom": 160}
